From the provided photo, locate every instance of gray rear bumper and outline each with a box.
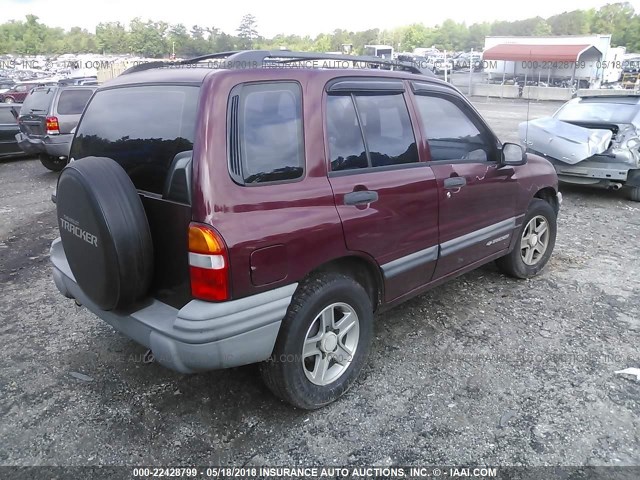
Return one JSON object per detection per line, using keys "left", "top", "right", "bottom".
{"left": 16, "top": 132, "right": 72, "bottom": 158}
{"left": 50, "top": 238, "right": 296, "bottom": 373}
{"left": 547, "top": 157, "right": 634, "bottom": 183}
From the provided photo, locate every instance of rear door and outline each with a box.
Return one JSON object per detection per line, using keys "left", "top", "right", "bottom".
{"left": 69, "top": 84, "right": 200, "bottom": 308}
{"left": 55, "top": 88, "right": 95, "bottom": 133}
{"left": 324, "top": 78, "right": 439, "bottom": 302}
{"left": 18, "top": 87, "right": 55, "bottom": 137}
{"left": 410, "top": 84, "right": 518, "bottom": 278}
{"left": 0, "top": 107, "right": 19, "bottom": 156}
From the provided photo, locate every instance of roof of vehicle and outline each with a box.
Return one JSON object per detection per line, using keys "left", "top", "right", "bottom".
{"left": 101, "top": 50, "right": 452, "bottom": 91}
{"left": 102, "top": 64, "right": 453, "bottom": 94}
{"left": 577, "top": 95, "right": 640, "bottom": 105}
{"left": 104, "top": 67, "right": 213, "bottom": 87}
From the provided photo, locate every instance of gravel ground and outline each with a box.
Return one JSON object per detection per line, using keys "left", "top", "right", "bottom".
{"left": 1, "top": 98, "right": 639, "bottom": 468}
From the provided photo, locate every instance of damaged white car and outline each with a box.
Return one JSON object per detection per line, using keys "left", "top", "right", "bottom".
{"left": 520, "top": 95, "right": 640, "bottom": 201}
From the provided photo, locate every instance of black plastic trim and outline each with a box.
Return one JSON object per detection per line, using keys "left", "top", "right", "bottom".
{"left": 439, "top": 217, "right": 516, "bottom": 257}
{"left": 327, "top": 79, "right": 405, "bottom": 93}
{"left": 328, "top": 161, "right": 428, "bottom": 178}
{"left": 381, "top": 246, "right": 438, "bottom": 279}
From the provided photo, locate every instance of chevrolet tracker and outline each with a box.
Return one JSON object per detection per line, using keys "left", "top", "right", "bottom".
{"left": 50, "top": 50, "right": 562, "bottom": 409}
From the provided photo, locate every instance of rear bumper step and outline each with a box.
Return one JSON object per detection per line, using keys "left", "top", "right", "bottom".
{"left": 50, "top": 238, "right": 297, "bottom": 373}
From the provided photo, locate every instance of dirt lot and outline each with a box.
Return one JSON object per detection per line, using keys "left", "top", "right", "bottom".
{"left": 1, "top": 98, "right": 639, "bottom": 468}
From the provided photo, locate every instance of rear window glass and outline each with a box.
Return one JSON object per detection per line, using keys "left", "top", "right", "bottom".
{"left": 556, "top": 101, "right": 638, "bottom": 124}
{"left": 0, "top": 108, "right": 15, "bottom": 124}
{"left": 71, "top": 85, "right": 199, "bottom": 194}
{"left": 57, "top": 89, "right": 93, "bottom": 115}
{"left": 21, "top": 88, "right": 54, "bottom": 113}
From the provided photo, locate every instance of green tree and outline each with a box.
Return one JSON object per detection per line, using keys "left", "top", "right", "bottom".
{"left": 547, "top": 10, "right": 594, "bottom": 35}
{"left": 129, "top": 18, "right": 168, "bottom": 57}
{"left": 237, "top": 14, "right": 258, "bottom": 49}
{"left": 96, "top": 22, "right": 128, "bottom": 54}
{"left": 592, "top": 2, "right": 635, "bottom": 45}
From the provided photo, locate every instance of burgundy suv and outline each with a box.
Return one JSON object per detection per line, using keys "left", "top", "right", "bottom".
{"left": 50, "top": 51, "right": 561, "bottom": 409}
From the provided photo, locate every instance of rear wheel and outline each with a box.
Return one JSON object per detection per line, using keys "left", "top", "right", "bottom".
{"left": 39, "top": 154, "right": 67, "bottom": 172}
{"left": 4, "top": 97, "right": 14, "bottom": 104}
{"left": 260, "top": 272, "right": 373, "bottom": 409}
{"left": 496, "top": 198, "right": 557, "bottom": 279}
{"left": 625, "top": 171, "right": 640, "bottom": 201}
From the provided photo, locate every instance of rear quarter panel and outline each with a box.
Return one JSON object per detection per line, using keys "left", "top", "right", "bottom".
{"left": 191, "top": 70, "right": 350, "bottom": 300}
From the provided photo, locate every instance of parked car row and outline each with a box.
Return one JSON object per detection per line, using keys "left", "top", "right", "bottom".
{"left": 0, "top": 83, "right": 96, "bottom": 171}
{"left": 16, "top": 84, "right": 97, "bottom": 171}
{"left": 0, "top": 76, "right": 97, "bottom": 103}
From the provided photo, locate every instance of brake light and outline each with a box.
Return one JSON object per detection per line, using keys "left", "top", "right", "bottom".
{"left": 46, "top": 116, "right": 60, "bottom": 135}
{"left": 188, "top": 223, "right": 229, "bottom": 301}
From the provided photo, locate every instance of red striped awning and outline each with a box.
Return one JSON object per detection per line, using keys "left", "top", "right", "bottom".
{"left": 482, "top": 44, "right": 601, "bottom": 62}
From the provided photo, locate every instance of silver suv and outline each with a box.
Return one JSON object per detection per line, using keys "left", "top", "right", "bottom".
{"left": 16, "top": 85, "right": 96, "bottom": 171}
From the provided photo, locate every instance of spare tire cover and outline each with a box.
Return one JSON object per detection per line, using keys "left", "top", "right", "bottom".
{"left": 56, "top": 156, "right": 154, "bottom": 311}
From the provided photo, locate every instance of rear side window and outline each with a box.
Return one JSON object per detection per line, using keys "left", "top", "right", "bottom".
{"left": 327, "top": 93, "right": 418, "bottom": 172}
{"left": 57, "top": 89, "right": 94, "bottom": 115}
{"left": 70, "top": 85, "right": 198, "bottom": 195}
{"left": 21, "top": 88, "right": 54, "bottom": 113}
{"left": 228, "top": 82, "right": 304, "bottom": 185}
{"left": 326, "top": 96, "right": 367, "bottom": 171}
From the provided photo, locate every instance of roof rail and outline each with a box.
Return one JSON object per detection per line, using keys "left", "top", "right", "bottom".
{"left": 222, "top": 50, "right": 434, "bottom": 75}
{"left": 120, "top": 50, "right": 436, "bottom": 77}
{"left": 120, "top": 60, "right": 170, "bottom": 75}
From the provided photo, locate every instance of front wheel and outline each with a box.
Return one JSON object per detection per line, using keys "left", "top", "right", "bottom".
{"left": 39, "top": 154, "right": 67, "bottom": 172}
{"left": 496, "top": 198, "right": 557, "bottom": 279}
{"left": 260, "top": 272, "right": 374, "bottom": 409}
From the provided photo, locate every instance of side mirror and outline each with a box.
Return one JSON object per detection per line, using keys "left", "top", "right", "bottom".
{"left": 501, "top": 142, "right": 527, "bottom": 166}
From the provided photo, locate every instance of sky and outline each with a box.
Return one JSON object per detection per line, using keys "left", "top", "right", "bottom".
{"left": 3, "top": 0, "right": 640, "bottom": 38}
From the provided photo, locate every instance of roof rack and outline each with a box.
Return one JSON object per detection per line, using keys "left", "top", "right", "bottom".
{"left": 121, "top": 50, "right": 435, "bottom": 77}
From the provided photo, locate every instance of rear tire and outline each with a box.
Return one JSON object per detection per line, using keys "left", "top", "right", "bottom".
{"left": 39, "top": 154, "right": 67, "bottom": 172}
{"left": 627, "top": 186, "right": 640, "bottom": 202}
{"left": 260, "top": 272, "right": 373, "bottom": 409}
{"left": 496, "top": 198, "right": 557, "bottom": 279}
{"left": 4, "top": 97, "right": 14, "bottom": 104}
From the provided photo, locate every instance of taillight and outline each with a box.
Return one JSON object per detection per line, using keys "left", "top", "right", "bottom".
{"left": 46, "top": 116, "right": 60, "bottom": 135}
{"left": 188, "top": 223, "right": 229, "bottom": 301}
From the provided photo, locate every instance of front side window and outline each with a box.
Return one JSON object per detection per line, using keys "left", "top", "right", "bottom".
{"left": 229, "top": 82, "right": 304, "bottom": 185}
{"left": 326, "top": 92, "right": 418, "bottom": 172}
{"left": 415, "top": 95, "right": 491, "bottom": 162}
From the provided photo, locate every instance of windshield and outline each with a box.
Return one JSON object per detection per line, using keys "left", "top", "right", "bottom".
{"left": 70, "top": 85, "right": 199, "bottom": 195}
{"left": 556, "top": 101, "right": 638, "bottom": 124}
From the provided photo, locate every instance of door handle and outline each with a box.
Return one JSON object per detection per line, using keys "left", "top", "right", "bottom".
{"left": 444, "top": 177, "right": 467, "bottom": 189}
{"left": 344, "top": 190, "right": 379, "bottom": 206}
